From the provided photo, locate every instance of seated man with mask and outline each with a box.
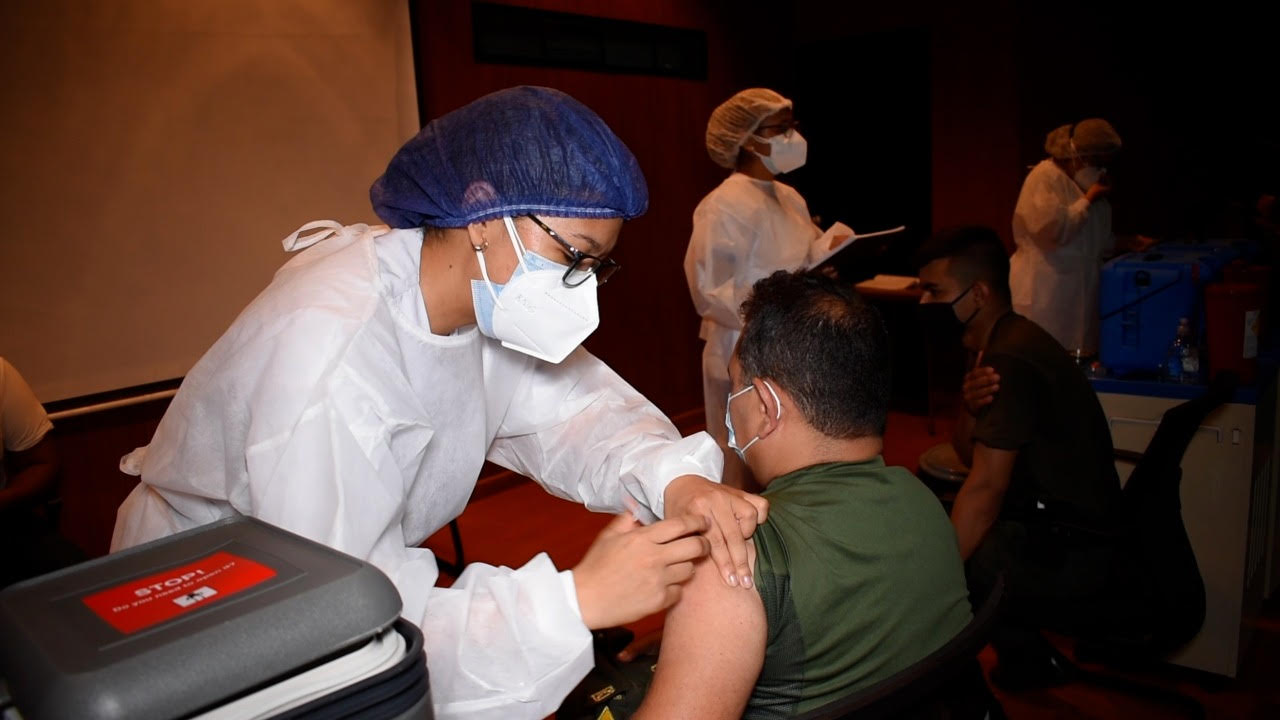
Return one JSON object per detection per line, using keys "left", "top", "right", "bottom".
{"left": 916, "top": 226, "right": 1122, "bottom": 689}
{"left": 632, "top": 270, "right": 972, "bottom": 719}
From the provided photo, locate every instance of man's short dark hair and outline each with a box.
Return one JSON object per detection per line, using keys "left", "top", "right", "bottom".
{"left": 913, "top": 226, "right": 1012, "bottom": 302}
{"left": 737, "top": 270, "right": 890, "bottom": 439}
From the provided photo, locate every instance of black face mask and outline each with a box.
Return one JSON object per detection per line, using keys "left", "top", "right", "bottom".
{"left": 918, "top": 284, "right": 978, "bottom": 347}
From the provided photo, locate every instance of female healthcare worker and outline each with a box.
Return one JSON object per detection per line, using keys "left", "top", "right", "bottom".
{"left": 111, "top": 87, "right": 767, "bottom": 720}
{"left": 1010, "top": 118, "right": 1122, "bottom": 356}
{"left": 684, "top": 88, "right": 846, "bottom": 489}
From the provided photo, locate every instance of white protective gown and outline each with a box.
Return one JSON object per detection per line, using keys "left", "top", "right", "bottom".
{"left": 1010, "top": 159, "right": 1115, "bottom": 355}
{"left": 112, "top": 222, "right": 722, "bottom": 720}
{"left": 684, "top": 173, "right": 826, "bottom": 445}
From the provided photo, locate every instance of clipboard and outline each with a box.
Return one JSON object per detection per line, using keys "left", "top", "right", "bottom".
{"left": 809, "top": 224, "right": 908, "bottom": 269}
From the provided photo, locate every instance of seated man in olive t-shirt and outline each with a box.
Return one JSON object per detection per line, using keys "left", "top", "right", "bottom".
{"left": 916, "top": 226, "right": 1122, "bottom": 688}
{"left": 633, "top": 270, "right": 973, "bottom": 719}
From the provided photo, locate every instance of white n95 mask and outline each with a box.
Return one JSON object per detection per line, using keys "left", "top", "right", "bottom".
{"left": 470, "top": 216, "right": 600, "bottom": 364}
{"left": 1073, "top": 166, "right": 1105, "bottom": 191}
{"left": 752, "top": 130, "right": 807, "bottom": 175}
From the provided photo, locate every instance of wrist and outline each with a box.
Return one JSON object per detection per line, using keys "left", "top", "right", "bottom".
{"left": 662, "top": 474, "right": 698, "bottom": 506}
{"left": 561, "top": 570, "right": 588, "bottom": 625}
{"left": 570, "top": 569, "right": 602, "bottom": 629}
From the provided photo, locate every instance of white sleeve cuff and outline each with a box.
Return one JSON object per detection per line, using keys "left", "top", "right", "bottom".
{"left": 559, "top": 569, "right": 584, "bottom": 623}
{"left": 645, "top": 431, "right": 724, "bottom": 519}
{"left": 1068, "top": 196, "right": 1092, "bottom": 218}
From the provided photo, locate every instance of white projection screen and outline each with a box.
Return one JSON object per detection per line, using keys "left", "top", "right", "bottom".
{"left": 0, "top": 0, "right": 418, "bottom": 402}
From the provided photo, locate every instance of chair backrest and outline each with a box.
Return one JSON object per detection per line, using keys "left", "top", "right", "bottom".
{"left": 1109, "top": 371, "right": 1237, "bottom": 656}
{"left": 1122, "top": 371, "right": 1238, "bottom": 507}
{"left": 795, "top": 575, "right": 1004, "bottom": 720}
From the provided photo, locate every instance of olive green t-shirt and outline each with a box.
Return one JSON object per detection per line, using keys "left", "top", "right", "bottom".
{"left": 972, "top": 312, "right": 1121, "bottom": 527}
{"left": 745, "top": 459, "right": 972, "bottom": 718}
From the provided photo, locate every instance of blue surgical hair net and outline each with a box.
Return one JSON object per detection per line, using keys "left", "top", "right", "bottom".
{"left": 370, "top": 86, "right": 649, "bottom": 229}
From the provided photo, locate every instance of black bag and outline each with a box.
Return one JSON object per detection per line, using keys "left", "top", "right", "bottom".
{"left": 558, "top": 628, "right": 657, "bottom": 720}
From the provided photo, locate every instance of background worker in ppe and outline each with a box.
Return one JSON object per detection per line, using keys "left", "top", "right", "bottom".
{"left": 685, "top": 88, "right": 849, "bottom": 490}
{"left": 110, "top": 86, "right": 768, "bottom": 720}
{"left": 2, "top": 356, "right": 80, "bottom": 589}
{"left": 1009, "top": 118, "right": 1125, "bottom": 357}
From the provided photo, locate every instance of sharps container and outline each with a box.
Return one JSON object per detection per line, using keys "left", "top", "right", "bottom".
{"left": 0, "top": 516, "right": 431, "bottom": 719}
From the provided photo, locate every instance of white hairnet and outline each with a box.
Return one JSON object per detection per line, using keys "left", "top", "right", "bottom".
{"left": 1045, "top": 118, "right": 1122, "bottom": 159}
{"left": 705, "top": 88, "right": 792, "bottom": 169}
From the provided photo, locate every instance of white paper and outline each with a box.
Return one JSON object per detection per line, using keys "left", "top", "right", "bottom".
{"left": 808, "top": 224, "right": 907, "bottom": 268}
{"left": 856, "top": 274, "right": 920, "bottom": 291}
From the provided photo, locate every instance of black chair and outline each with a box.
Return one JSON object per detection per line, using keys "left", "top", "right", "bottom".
{"left": 1063, "top": 371, "right": 1240, "bottom": 718}
{"left": 797, "top": 575, "right": 1006, "bottom": 720}
{"left": 435, "top": 519, "right": 467, "bottom": 577}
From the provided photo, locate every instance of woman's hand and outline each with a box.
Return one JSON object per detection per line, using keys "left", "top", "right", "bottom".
{"left": 664, "top": 475, "right": 768, "bottom": 590}
{"left": 573, "top": 512, "right": 711, "bottom": 629}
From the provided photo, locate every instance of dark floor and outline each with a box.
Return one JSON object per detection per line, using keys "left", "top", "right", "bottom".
{"left": 424, "top": 410, "right": 1280, "bottom": 719}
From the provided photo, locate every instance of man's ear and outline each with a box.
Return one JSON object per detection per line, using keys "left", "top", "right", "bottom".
{"left": 753, "top": 377, "right": 783, "bottom": 440}
{"left": 972, "top": 279, "right": 993, "bottom": 309}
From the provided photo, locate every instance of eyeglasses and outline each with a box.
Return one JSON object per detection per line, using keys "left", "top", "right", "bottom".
{"left": 525, "top": 214, "right": 620, "bottom": 287}
{"left": 755, "top": 120, "right": 800, "bottom": 138}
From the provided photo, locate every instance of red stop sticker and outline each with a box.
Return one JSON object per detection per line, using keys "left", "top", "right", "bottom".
{"left": 82, "top": 551, "right": 276, "bottom": 634}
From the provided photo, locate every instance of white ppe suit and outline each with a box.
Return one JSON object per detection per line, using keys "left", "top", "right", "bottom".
{"left": 112, "top": 223, "right": 722, "bottom": 720}
{"left": 1010, "top": 159, "right": 1114, "bottom": 354}
{"left": 683, "top": 173, "right": 828, "bottom": 445}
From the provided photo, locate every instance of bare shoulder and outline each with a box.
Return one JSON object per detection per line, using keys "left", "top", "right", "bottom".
{"left": 634, "top": 553, "right": 767, "bottom": 720}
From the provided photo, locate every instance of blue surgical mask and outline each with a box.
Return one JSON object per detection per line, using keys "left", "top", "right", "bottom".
{"left": 470, "top": 220, "right": 571, "bottom": 337}
{"left": 725, "top": 380, "right": 782, "bottom": 461}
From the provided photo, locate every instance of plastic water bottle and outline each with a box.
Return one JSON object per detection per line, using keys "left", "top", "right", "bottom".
{"left": 1165, "top": 318, "right": 1198, "bottom": 383}
{"left": 1180, "top": 324, "right": 1200, "bottom": 384}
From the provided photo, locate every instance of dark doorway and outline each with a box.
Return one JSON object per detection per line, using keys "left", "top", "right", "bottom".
{"left": 788, "top": 27, "right": 932, "bottom": 282}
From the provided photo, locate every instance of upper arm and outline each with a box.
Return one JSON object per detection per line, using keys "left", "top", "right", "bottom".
{"left": 687, "top": 203, "right": 757, "bottom": 318}
{"left": 6, "top": 434, "right": 58, "bottom": 476}
{"left": 689, "top": 203, "right": 743, "bottom": 272}
{"left": 1014, "top": 170, "right": 1073, "bottom": 248}
{"left": 0, "top": 435, "right": 59, "bottom": 511}
{"left": 636, "top": 555, "right": 767, "bottom": 720}
{"left": 966, "top": 443, "right": 1017, "bottom": 497}
{"left": 971, "top": 355, "right": 1039, "bottom": 451}
{"left": 488, "top": 349, "right": 720, "bottom": 518}
{"left": 2, "top": 358, "right": 53, "bottom": 454}
{"left": 1, "top": 357, "right": 57, "bottom": 491}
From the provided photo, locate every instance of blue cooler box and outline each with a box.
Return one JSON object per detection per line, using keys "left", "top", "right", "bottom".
{"left": 1155, "top": 239, "right": 1258, "bottom": 264}
{"left": 1100, "top": 249, "right": 1224, "bottom": 377}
